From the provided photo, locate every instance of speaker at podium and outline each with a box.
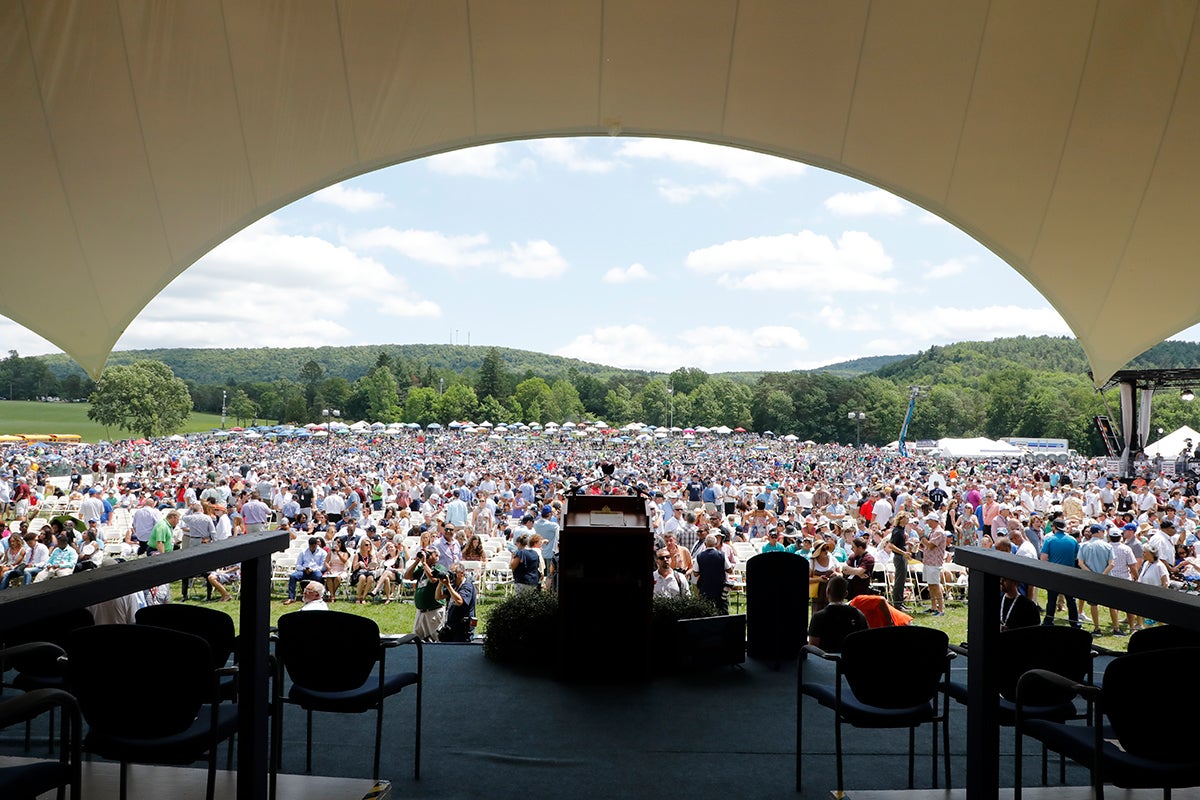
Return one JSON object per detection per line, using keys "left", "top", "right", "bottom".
{"left": 556, "top": 494, "right": 653, "bottom": 680}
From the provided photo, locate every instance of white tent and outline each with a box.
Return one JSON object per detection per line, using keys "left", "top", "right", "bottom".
{"left": 935, "top": 437, "right": 1023, "bottom": 459}
{"left": 4, "top": 3, "right": 1200, "bottom": 384}
{"left": 1144, "top": 425, "right": 1200, "bottom": 458}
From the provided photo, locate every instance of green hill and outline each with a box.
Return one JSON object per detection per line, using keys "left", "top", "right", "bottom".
{"left": 876, "top": 336, "right": 1200, "bottom": 385}
{"left": 42, "top": 344, "right": 654, "bottom": 386}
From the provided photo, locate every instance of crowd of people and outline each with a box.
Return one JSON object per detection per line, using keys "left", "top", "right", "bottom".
{"left": 2, "top": 429, "right": 1196, "bottom": 640}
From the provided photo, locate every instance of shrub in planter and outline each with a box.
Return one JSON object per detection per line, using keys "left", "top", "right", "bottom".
{"left": 651, "top": 593, "right": 719, "bottom": 671}
{"left": 651, "top": 593, "right": 719, "bottom": 629}
{"left": 482, "top": 590, "right": 559, "bottom": 667}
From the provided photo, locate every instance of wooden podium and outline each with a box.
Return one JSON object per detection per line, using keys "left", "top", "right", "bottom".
{"left": 556, "top": 494, "right": 653, "bottom": 680}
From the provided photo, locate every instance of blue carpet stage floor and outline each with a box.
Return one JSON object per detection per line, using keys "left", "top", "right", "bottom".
{"left": 4, "top": 644, "right": 1109, "bottom": 799}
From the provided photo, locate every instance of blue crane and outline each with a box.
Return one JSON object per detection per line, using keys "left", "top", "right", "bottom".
{"left": 897, "top": 386, "right": 924, "bottom": 457}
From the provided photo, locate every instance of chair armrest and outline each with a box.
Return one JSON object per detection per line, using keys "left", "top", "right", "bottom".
{"left": 0, "top": 641, "right": 66, "bottom": 663}
{"left": 948, "top": 643, "right": 970, "bottom": 657}
{"left": 381, "top": 633, "right": 421, "bottom": 648}
{"left": 0, "top": 687, "right": 76, "bottom": 729}
{"left": 215, "top": 666, "right": 239, "bottom": 678}
{"left": 945, "top": 650, "right": 957, "bottom": 662}
{"left": 801, "top": 644, "right": 839, "bottom": 662}
{"left": 1015, "top": 668, "right": 1098, "bottom": 704}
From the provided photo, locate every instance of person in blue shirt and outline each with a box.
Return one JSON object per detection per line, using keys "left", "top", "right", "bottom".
{"left": 1039, "top": 519, "right": 1081, "bottom": 628}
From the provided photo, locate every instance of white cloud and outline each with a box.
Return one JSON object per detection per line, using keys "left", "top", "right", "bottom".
{"left": 347, "top": 228, "right": 494, "bottom": 267}
{"left": 311, "top": 183, "right": 390, "bottom": 212}
{"left": 889, "top": 305, "right": 1071, "bottom": 342}
{"left": 498, "top": 240, "right": 567, "bottom": 279}
{"left": 555, "top": 324, "right": 807, "bottom": 372}
{"left": 115, "top": 217, "right": 441, "bottom": 351}
{"left": 824, "top": 189, "right": 907, "bottom": 217}
{"left": 815, "top": 305, "right": 882, "bottom": 333}
{"left": 617, "top": 139, "right": 806, "bottom": 186}
{"left": 348, "top": 226, "right": 568, "bottom": 279}
{"left": 602, "top": 263, "right": 652, "bottom": 284}
{"left": 527, "top": 139, "right": 617, "bottom": 173}
{"left": 685, "top": 230, "right": 897, "bottom": 292}
{"left": 0, "top": 318, "right": 60, "bottom": 358}
{"left": 923, "top": 258, "right": 969, "bottom": 279}
{"left": 655, "top": 180, "right": 738, "bottom": 204}
{"left": 424, "top": 143, "right": 532, "bottom": 179}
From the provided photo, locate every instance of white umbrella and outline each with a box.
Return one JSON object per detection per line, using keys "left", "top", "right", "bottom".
{"left": 544, "top": 422, "right": 560, "bottom": 429}
{"left": 478, "top": 421, "right": 493, "bottom": 428}
{"left": 244, "top": 431, "right": 262, "bottom": 439}
{"left": 562, "top": 421, "right": 576, "bottom": 429}
{"left": 406, "top": 422, "right": 421, "bottom": 429}
{"left": 426, "top": 422, "right": 442, "bottom": 429}
{"left": 715, "top": 426, "right": 733, "bottom": 435}
{"left": 694, "top": 426, "right": 710, "bottom": 433}
{"left": 782, "top": 434, "right": 799, "bottom": 442}
{"left": 654, "top": 431, "right": 668, "bottom": 439}
{"left": 592, "top": 420, "right": 607, "bottom": 428}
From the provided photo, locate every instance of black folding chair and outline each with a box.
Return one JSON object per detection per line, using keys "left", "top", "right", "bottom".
{"left": 271, "top": 610, "right": 422, "bottom": 793}
{"left": 66, "top": 624, "right": 237, "bottom": 800}
{"left": 0, "top": 643, "right": 80, "bottom": 800}
{"left": 1016, "top": 646, "right": 1200, "bottom": 800}
{"left": 944, "top": 625, "right": 1093, "bottom": 784}
{"left": 798, "top": 626, "right": 953, "bottom": 793}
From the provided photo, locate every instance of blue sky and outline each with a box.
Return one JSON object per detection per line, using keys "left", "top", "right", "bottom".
{"left": 8, "top": 136, "right": 1187, "bottom": 374}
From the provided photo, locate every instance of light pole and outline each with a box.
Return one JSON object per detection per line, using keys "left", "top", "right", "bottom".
{"left": 667, "top": 382, "right": 674, "bottom": 430}
{"left": 221, "top": 389, "right": 227, "bottom": 428}
{"left": 848, "top": 411, "right": 865, "bottom": 447}
{"left": 323, "top": 408, "right": 340, "bottom": 431}
{"left": 439, "top": 378, "right": 444, "bottom": 396}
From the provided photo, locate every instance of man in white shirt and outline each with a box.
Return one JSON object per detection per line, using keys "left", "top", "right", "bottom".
{"left": 128, "top": 500, "right": 162, "bottom": 554}
{"left": 300, "top": 580, "right": 329, "bottom": 611}
{"left": 323, "top": 488, "right": 345, "bottom": 524}
{"left": 79, "top": 488, "right": 105, "bottom": 526}
{"left": 652, "top": 548, "right": 690, "bottom": 598}
{"left": 872, "top": 490, "right": 893, "bottom": 529}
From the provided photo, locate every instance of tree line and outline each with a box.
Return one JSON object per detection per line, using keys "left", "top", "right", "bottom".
{"left": 19, "top": 335, "right": 1200, "bottom": 453}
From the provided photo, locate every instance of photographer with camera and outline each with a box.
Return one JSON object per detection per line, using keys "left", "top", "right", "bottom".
{"left": 435, "top": 562, "right": 476, "bottom": 642}
{"left": 404, "top": 547, "right": 447, "bottom": 641}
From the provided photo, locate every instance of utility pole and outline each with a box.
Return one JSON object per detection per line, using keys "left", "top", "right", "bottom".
{"left": 221, "top": 389, "right": 227, "bottom": 428}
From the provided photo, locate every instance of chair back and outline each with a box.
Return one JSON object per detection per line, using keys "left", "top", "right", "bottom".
{"left": 1126, "top": 624, "right": 1200, "bottom": 655}
{"left": 135, "top": 603, "right": 236, "bottom": 671}
{"left": 276, "top": 610, "right": 380, "bottom": 692}
{"left": 2, "top": 607, "right": 95, "bottom": 675}
{"left": 1101, "top": 646, "right": 1200, "bottom": 758}
{"left": 839, "top": 626, "right": 949, "bottom": 709}
{"left": 995, "top": 625, "right": 1092, "bottom": 704}
{"left": 67, "top": 624, "right": 212, "bottom": 738}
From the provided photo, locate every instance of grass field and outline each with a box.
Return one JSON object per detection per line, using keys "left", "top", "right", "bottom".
{"left": 0, "top": 400, "right": 224, "bottom": 441}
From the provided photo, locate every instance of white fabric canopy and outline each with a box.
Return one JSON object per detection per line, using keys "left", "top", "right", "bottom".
{"left": 935, "top": 437, "right": 1023, "bottom": 459}
{"left": 4, "top": 1, "right": 1200, "bottom": 380}
{"left": 1144, "top": 425, "right": 1200, "bottom": 458}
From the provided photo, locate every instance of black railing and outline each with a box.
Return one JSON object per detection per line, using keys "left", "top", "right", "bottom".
{"left": 0, "top": 530, "right": 289, "bottom": 800}
{"left": 954, "top": 546, "right": 1200, "bottom": 800}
